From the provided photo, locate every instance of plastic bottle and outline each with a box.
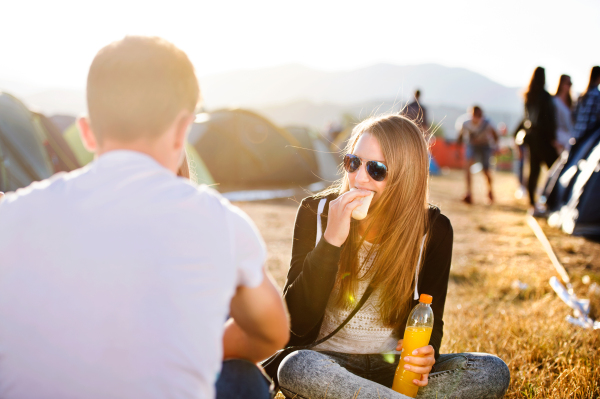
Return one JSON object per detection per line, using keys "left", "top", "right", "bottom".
{"left": 392, "top": 294, "right": 434, "bottom": 398}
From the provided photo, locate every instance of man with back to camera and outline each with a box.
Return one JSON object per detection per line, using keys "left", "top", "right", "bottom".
{"left": 456, "top": 105, "right": 499, "bottom": 205}
{"left": 0, "top": 36, "right": 289, "bottom": 399}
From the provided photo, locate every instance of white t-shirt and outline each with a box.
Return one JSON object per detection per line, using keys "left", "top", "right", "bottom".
{"left": 0, "top": 150, "right": 265, "bottom": 399}
{"left": 553, "top": 96, "right": 573, "bottom": 148}
{"left": 461, "top": 118, "right": 495, "bottom": 146}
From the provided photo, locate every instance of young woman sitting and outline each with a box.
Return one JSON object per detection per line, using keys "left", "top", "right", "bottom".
{"left": 277, "top": 114, "right": 510, "bottom": 398}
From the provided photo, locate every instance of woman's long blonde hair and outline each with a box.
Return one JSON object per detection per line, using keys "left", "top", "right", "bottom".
{"left": 325, "top": 114, "right": 431, "bottom": 327}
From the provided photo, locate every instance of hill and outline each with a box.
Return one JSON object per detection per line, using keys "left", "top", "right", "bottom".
{"left": 254, "top": 99, "right": 521, "bottom": 135}
{"left": 201, "top": 63, "right": 523, "bottom": 112}
{"left": 1, "top": 63, "right": 524, "bottom": 128}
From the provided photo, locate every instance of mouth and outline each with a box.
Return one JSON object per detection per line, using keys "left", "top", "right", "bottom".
{"left": 353, "top": 186, "right": 375, "bottom": 194}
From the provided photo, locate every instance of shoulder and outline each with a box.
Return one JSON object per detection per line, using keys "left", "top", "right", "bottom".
{"left": 299, "top": 192, "right": 339, "bottom": 211}
{"left": 427, "top": 205, "right": 453, "bottom": 239}
{"left": 195, "top": 185, "right": 258, "bottom": 231}
{"left": 0, "top": 170, "right": 72, "bottom": 215}
{"left": 293, "top": 192, "right": 339, "bottom": 231}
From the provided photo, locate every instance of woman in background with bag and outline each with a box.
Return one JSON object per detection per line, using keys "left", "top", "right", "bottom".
{"left": 269, "top": 114, "right": 510, "bottom": 398}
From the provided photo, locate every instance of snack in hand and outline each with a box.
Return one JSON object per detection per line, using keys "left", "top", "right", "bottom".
{"left": 350, "top": 188, "right": 374, "bottom": 220}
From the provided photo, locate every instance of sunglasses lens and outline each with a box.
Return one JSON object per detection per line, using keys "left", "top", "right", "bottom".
{"left": 366, "top": 161, "right": 387, "bottom": 181}
{"left": 343, "top": 154, "right": 361, "bottom": 173}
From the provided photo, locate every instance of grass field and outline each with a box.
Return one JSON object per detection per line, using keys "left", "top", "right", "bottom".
{"left": 235, "top": 170, "right": 600, "bottom": 399}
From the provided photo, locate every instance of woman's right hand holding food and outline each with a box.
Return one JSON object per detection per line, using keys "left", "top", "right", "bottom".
{"left": 323, "top": 189, "right": 371, "bottom": 247}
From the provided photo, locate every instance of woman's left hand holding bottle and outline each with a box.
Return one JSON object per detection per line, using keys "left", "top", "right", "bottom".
{"left": 396, "top": 340, "right": 435, "bottom": 387}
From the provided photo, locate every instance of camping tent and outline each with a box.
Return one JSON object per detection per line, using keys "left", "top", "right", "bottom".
{"left": 49, "top": 115, "right": 76, "bottom": 133}
{"left": 541, "top": 127, "right": 600, "bottom": 238}
{"left": 285, "top": 125, "right": 340, "bottom": 183}
{"left": 190, "top": 109, "right": 330, "bottom": 188}
{"left": 0, "top": 92, "right": 54, "bottom": 192}
{"left": 62, "top": 123, "right": 214, "bottom": 186}
{"left": 33, "top": 113, "right": 80, "bottom": 173}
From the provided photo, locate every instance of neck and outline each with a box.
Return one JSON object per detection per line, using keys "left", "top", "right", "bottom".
{"left": 96, "top": 138, "right": 177, "bottom": 173}
{"left": 358, "top": 217, "right": 381, "bottom": 242}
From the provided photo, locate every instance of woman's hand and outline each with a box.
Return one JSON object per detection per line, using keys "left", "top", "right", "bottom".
{"left": 398, "top": 343, "right": 436, "bottom": 387}
{"left": 323, "top": 189, "right": 371, "bottom": 247}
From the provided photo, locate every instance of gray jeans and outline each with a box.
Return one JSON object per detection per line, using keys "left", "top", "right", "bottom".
{"left": 278, "top": 350, "right": 510, "bottom": 399}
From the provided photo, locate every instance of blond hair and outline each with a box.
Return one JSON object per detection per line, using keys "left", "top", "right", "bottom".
{"left": 87, "top": 36, "right": 200, "bottom": 143}
{"left": 323, "top": 114, "right": 431, "bottom": 327}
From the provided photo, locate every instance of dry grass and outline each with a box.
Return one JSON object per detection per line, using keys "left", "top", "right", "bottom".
{"left": 236, "top": 170, "right": 600, "bottom": 398}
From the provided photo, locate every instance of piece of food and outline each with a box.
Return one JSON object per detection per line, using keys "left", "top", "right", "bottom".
{"left": 350, "top": 188, "right": 374, "bottom": 220}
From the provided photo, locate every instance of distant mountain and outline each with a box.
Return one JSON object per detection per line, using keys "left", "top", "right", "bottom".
{"left": 1, "top": 63, "right": 524, "bottom": 129}
{"left": 253, "top": 99, "right": 522, "bottom": 137}
{"left": 201, "top": 63, "right": 523, "bottom": 113}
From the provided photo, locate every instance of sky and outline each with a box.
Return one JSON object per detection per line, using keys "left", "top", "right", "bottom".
{"left": 1, "top": 0, "right": 598, "bottom": 94}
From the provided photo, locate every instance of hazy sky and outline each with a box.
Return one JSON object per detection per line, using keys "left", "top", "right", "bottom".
{"left": 1, "top": 0, "right": 598, "bottom": 93}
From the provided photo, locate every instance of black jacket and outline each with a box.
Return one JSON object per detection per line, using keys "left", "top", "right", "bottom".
{"left": 514, "top": 90, "right": 557, "bottom": 147}
{"left": 283, "top": 194, "right": 453, "bottom": 359}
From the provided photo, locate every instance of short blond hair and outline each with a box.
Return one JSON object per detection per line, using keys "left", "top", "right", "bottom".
{"left": 87, "top": 36, "right": 200, "bottom": 142}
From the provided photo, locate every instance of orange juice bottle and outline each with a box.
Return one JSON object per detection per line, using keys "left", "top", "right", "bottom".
{"left": 392, "top": 294, "right": 434, "bottom": 398}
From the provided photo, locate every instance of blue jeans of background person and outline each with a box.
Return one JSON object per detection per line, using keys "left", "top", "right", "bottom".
{"left": 216, "top": 359, "right": 272, "bottom": 399}
{"left": 278, "top": 350, "right": 510, "bottom": 399}
{"left": 466, "top": 144, "right": 493, "bottom": 171}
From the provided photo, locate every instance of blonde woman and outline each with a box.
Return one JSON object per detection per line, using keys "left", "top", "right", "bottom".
{"left": 276, "top": 114, "right": 510, "bottom": 398}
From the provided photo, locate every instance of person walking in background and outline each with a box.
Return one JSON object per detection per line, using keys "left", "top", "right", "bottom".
{"left": 0, "top": 36, "right": 289, "bottom": 399}
{"left": 402, "top": 89, "right": 429, "bottom": 131}
{"left": 514, "top": 66, "right": 559, "bottom": 208}
{"left": 572, "top": 66, "right": 600, "bottom": 142}
{"left": 553, "top": 74, "right": 574, "bottom": 152}
{"left": 456, "top": 106, "right": 499, "bottom": 205}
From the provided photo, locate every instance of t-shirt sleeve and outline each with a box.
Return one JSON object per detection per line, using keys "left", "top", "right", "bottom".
{"left": 225, "top": 204, "right": 267, "bottom": 289}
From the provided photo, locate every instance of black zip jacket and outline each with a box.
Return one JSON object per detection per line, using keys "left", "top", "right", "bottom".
{"left": 283, "top": 193, "right": 453, "bottom": 359}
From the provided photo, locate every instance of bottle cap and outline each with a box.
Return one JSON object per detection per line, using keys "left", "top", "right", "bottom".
{"left": 419, "top": 294, "right": 432, "bottom": 304}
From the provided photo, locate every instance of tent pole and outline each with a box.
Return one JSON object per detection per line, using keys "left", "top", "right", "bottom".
{"left": 526, "top": 215, "right": 572, "bottom": 290}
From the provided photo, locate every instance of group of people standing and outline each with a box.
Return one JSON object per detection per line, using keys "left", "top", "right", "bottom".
{"left": 452, "top": 66, "right": 600, "bottom": 208}
{"left": 515, "top": 66, "right": 600, "bottom": 208}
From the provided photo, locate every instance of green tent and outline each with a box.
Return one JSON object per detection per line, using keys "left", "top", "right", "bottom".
{"left": 0, "top": 92, "right": 53, "bottom": 191}
{"left": 62, "top": 123, "right": 214, "bottom": 185}
{"left": 190, "top": 109, "right": 328, "bottom": 189}
{"left": 63, "top": 123, "right": 94, "bottom": 166}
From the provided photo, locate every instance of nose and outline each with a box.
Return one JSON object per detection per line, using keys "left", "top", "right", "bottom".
{"left": 355, "top": 163, "right": 370, "bottom": 184}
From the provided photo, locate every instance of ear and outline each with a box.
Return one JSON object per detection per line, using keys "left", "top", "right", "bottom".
{"left": 78, "top": 117, "right": 98, "bottom": 153}
{"left": 173, "top": 111, "right": 195, "bottom": 152}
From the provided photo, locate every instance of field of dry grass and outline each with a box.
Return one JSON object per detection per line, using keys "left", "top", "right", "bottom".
{"left": 235, "top": 170, "right": 600, "bottom": 398}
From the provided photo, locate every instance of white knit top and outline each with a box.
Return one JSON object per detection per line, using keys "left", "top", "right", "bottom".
{"left": 313, "top": 241, "right": 399, "bottom": 354}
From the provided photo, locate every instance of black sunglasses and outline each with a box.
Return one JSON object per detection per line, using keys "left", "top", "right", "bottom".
{"left": 343, "top": 154, "right": 388, "bottom": 181}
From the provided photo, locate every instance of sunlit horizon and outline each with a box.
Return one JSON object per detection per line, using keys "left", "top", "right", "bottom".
{"left": 2, "top": 0, "right": 598, "bottom": 94}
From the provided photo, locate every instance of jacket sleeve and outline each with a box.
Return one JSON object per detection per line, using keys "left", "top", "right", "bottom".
{"left": 283, "top": 199, "right": 342, "bottom": 337}
{"left": 418, "top": 214, "right": 453, "bottom": 359}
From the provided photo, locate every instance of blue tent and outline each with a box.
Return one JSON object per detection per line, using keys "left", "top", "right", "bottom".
{"left": 541, "top": 127, "right": 600, "bottom": 238}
